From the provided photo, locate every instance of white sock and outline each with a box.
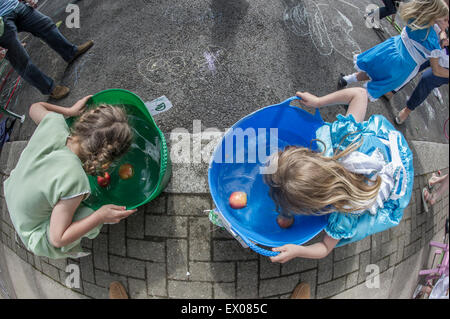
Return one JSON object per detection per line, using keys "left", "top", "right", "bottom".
{"left": 343, "top": 73, "right": 358, "bottom": 84}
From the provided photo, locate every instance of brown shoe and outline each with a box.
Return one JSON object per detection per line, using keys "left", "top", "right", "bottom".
{"left": 290, "top": 282, "right": 311, "bottom": 299}
{"left": 50, "top": 85, "right": 70, "bottom": 100}
{"left": 109, "top": 281, "right": 129, "bottom": 299}
{"left": 68, "top": 40, "right": 94, "bottom": 64}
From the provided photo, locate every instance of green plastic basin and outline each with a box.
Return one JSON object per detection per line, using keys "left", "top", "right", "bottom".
{"left": 67, "top": 89, "right": 172, "bottom": 210}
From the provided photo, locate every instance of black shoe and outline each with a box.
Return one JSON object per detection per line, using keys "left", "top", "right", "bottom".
{"left": 337, "top": 73, "right": 347, "bottom": 90}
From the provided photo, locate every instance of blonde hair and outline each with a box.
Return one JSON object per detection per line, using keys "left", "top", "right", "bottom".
{"left": 264, "top": 139, "right": 382, "bottom": 216}
{"left": 399, "top": 0, "right": 449, "bottom": 30}
{"left": 71, "top": 105, "right": 133, "bottom": 175}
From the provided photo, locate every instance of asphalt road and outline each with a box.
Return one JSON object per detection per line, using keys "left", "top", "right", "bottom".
{"left": 5, "top": 0, "right": 449, "bottom": 144}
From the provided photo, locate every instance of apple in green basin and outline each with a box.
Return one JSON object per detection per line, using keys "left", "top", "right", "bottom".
{"left": 97, "top": 172, "right": 111, "bottom": 188}
{"left": 118, "top": 163, "right": 134, "bottom": 180}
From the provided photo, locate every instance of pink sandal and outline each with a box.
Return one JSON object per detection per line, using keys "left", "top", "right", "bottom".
{"left": 422, "top": 187, "right": 429, "bottom": 213}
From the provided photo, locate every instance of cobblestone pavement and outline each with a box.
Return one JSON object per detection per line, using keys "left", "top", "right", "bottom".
{"left": 0, "top": 0, "right": 449, "bottom": 300}
{"left": 0, "top": 141, "right": 448, "bottom": 299}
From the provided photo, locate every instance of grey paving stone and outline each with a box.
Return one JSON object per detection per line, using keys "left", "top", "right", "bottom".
{"left": 300, "top": 269, "right": 317, "bottom": 299}
{"left": 212, "top": 226, "right": 234, "bottom": 239}
{"left": 167, "top": 239, "right": 188, "bottom": 280}
{"left": 381, "top": 238, "right": 398, "bottom": 258}
{"left": 128, "top": 278, "right": 148, "bottom": 299}
{"left": 403, "top": 240, "right": 421, "bottom": 259}
{"left": 81, "top": 237, "right": 93, "bottom": 250}
{"left": 189, "top": 262, "right": 235, "bottom": 282}
{"left": 358, "top": 251, "right": 371, "bottom": 285}
{"left": 127, "top": 239, "right": 165, "bottom": 262}
{"left": 333, "top": 255, "right": 359, "bottom": 279}
{"left": 145, "top": 194, "right": 167, "bottom": 214}
{"left": 214, "top": 282, "right": 236, "bottom": 299}
{"left": 145, "top": 215, "right": 188, "bottom": 238}
{"left": 316, "top": 277, "right": 346, "bottom": 299}
{"left": 48, "top": 258, "right": 67, "bottom": 270}
{"left": 167, "top": 194, "right": 211, "bottom": 216}
{"left": 108, "top": 222, "right": 126, "bottom": 257}
{"left": 237, "top": 261, "right": 258, "bottom": 299}
{"left": 189, "top": 217, "right": 211, "bottom": 261}
{"left": 168, "top": 280, "right": 212, "bottom": 299}
{"left": 281, "top": 257, "right": 317, "bottom": 275}
{"left": 126, "top": 209, "right": 145, "bottom": 239}
{"left": 259, "top": 255, "right": 280, "bottom": 279}
{"left": 335, "top": 237, "right": 371, "bottom": 262}
{"left": 26, "top": 252, "right": 35, "bottom": 267}
{"left": 147, "top": 262, "right": 168, "bottom": 297}
{"left": 109, "top": 255, "right": 146, "bottom": 279}
{"left": 83, "top": 281, "right": 108, "bottom": 299}
{"left": 94, "top": 269, "right": 128, "bottom": 290}
{"left": 213, "top": 240, "right": 258, "bottom": 261}
{"left": 33, "top": 255, "right": 43, "bottom": 272}
{"left": 345, "top": 271, "right": 359, "bottom": 289}
{"left": 378, "top": 257, "right": 390, "bottom": 274}
{"left": 79, "top": 254, "right": 95, "bottom": 283}
{"left": 259, "top": 273, "right": 300, "bottom": 298}
{"left": 1, "top": 141, "right": 27, "bottom": 175}
{"left": 318, "top": 253, "right": 333, "bottom": 284}
{"left": 41, "top": 262, "right": 60, "bottom": 283}
{"left": 93, "top": 233, "right": 109, "bottom": 271}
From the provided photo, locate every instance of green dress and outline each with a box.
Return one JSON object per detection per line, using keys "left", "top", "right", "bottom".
{"left": 3, "top": 112, "right": 102, "bottom": 259}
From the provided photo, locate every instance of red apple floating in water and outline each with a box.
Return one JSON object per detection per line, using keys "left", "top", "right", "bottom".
{"left": 118, "top": 163, "right": 134, "bottom": 180}
{"left": 229, "top": 191, "right": 247, "bottom": 209}
{"left": 97, "top": 172, "right": 111, "bottom": 188}
{"left": 277, "top": 214, "right": 294, "bottom": 229}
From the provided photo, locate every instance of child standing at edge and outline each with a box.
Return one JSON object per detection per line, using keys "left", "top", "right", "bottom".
{"left": 3, "top": 96, "right": 136, "bottom": 259}
{"left": 338, "top": 0, "right": 448, "bottom": 101}
{"left": 264, "top": 88, "right": 414, "bottom": 262}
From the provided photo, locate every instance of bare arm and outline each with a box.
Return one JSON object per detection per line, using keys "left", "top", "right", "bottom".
{"left": 430, "top": 58, "right": 449, "bottom": 78}
{"left": 29, "top": 95, "right": 92, "bottom": 125}
{"left": 49, "top": 197, "right": 136, "bottom": 248}
{"left": 296, "top": 87, "right": 368, "bottom": 123}
{"left": 270, "top": 234, "right": 339, "bottom": 263}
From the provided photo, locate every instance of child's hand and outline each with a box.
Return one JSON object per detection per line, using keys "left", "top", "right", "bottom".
{"left": 67, "top": 95, "right": 93, "bottom": 117}
{"left": 270, "top": 244, "right": 302, "bottom": 263}
{"left": 96, "top": 204, "right": 136, "bottom": 224}
{"left": 296, "top": 92, "right": 321, "bottom": 108}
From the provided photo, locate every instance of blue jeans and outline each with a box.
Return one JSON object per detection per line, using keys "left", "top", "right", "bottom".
{"left": 379, "top": 0, "right": 399, "bottom": 20}
{"left": 406, "top": 61, "right": 449, "bottom": 111}
{"left": 0, "top": 2, "right": 77, "bottom": 94}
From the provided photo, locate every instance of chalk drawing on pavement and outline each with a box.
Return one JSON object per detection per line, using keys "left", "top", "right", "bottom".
{"left": 282, "top": 0, "right": 361, "bottom": 61}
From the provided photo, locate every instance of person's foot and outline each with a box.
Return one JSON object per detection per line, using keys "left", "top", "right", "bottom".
{"left": 290, "top": 282, "right": 311, "bottom": 299}
{"left": 428, "top": 172, "right": 441, "bottom": 189}
{"left": 50, "top": 85, "right": 70, "bottom": 100}
{"left": 337, "top": 73, "right": 348, "bottom": 90}
{"left": 68, "top": 40, "right": 94, "bottom": 64}
{"left": 109, "top": 281, "right": 129, "bottom": 299}
{"left": 395, "top": 109, "right": 409, "bottom": 125}
{"left": 423, "top": 188, "right": 436, "bottom": 206}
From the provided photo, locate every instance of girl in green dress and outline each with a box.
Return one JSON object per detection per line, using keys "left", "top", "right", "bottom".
{"left": 3, "top": 96, "right": 136, "bottom": 259}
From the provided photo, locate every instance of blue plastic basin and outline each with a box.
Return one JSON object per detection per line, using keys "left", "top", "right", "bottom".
{"left": 208, "top": 97, "right": 329, "bottom": 255}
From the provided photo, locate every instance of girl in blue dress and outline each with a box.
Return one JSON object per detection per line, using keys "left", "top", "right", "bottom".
{"left": 338, "top": 0, "right": 448, "bottom": 101}
{"left": 264, "top": 88, "right": 414, "bottom": 263}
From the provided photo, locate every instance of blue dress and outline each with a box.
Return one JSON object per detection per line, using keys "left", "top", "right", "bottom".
{"left": 316, "top": 114, "right": 414, "bottom": 247}
{"left": 355, "top": 26, "right": 441, "bottom": 101}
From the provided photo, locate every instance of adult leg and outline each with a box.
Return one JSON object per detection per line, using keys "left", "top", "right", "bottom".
{"left": 0, "top": 18, "right": 54, "bottom": 94}
{"left": 379, "top": 0, "right": 397, "bottom": 20}
{"left": 14, "top": 3, "right": 77, "bottom": 62}
{"left": 396, "top": 67, "right": 448, "bottom": 123}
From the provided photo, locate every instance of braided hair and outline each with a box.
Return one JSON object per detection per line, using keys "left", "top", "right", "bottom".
{"left": 71, "top": 104, "right": 133, "bottom": 175}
